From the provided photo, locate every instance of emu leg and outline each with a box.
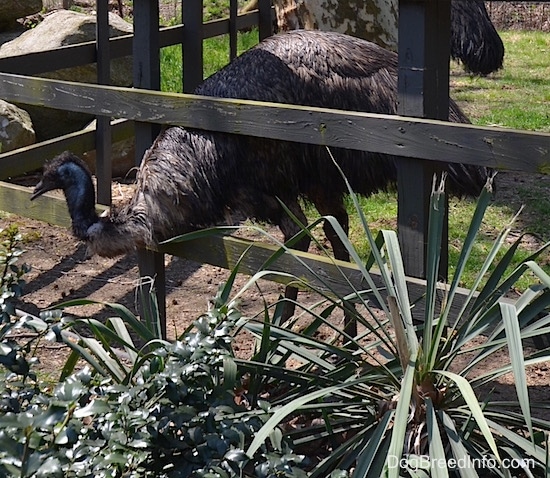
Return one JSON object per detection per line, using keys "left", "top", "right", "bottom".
{"left": 278, "top": 202, "right": 311, "bottom": 322}
{"left": 314, "top": 198, "right": 358, "bottom": 340}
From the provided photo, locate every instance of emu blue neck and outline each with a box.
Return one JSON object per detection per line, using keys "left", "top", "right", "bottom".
{"left": 59, "top": 161, "right": 100, "bottom": 240}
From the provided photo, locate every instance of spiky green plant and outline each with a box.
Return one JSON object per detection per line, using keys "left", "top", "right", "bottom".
{"left": 22, "top": 166, "right": 550, "bottom": 477}
{"left": 197, "top": 168, "right": 550, "bottom": 477}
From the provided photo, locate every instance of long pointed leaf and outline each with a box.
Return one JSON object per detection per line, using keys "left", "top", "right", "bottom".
{"left": 435, "top": 370, "right": 501, "bottom": 461}
{"left": 425, "top": 174, "right": 447, "bottom": 354}
{"left": 485, "top": 418, "right": 549, "bottom": 467}
{"left": 382, "top": 230, "right": 418, "bottom": 354}
{"left": 109, "top": 317, "right": 138, "bottom": 364}
{"left": 352, "top": 411, "right": 393, "bottom": 477}
{"left": 80, "top": 337, "right": 127, "bottom": 382}
{"left": 426, "top": 398, "right": 449, "bottom": 478}
{"left": 443, "top": 179, "right": 495, "bottom": 322}
{"left": 439, "top": 410, "right": 479, "bottom": 478}
{"left": 500, "top": 302, "right": 533, "bottom": 441}
{"left": 386, "top": 349, "right": 418, "bottom": 478}
{"left": 246, "top": 380, "right": 365, "bottom": 459}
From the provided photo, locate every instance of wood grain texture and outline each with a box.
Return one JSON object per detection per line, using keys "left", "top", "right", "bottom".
{"left": 0, "top": 73, "right": 547, "bottom": 172}
{"left": 0, "top": 14, "right": 261, "bottom": 75}
{"left": 396, "top": 0, "right": 451, "bottom": 278}
{"left": 0, "top": 182, "right": 108, "bottom": 228}
{"left": 0, "top": 184, "right": 468, "bottom": 320}
{"left": 0, "top": 119, "right": 133, "bottom": 180}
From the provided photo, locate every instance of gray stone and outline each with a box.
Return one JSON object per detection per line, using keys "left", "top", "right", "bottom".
{"left": 0, "top": 100, "right": 35, "bottom": 153}
{"left": 0, "top": 10, "right": 133, "bottom": 141}
{"left": 0, "top": 0, "right": 43, "bottom": 31}
{"left": 82, "top": 120, "right": 136, "bottom": 178}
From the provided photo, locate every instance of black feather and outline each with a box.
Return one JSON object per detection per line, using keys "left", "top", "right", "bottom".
{"left": 450, "top": 0, "right": 504, "bottom": 75}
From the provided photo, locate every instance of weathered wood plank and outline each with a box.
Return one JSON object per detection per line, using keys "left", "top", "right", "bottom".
{"left": 0, "top": 13, "right": 261, "bottom": 75}
{"left": 229, "top": 0, "right": 239, "bottom": 60}
{"left": 396, "top": 0, "right": 450, "bottom": 278}
{"left": 0, "top": 74, "right": 548, "bottom": 172}
{"left": 161, "top": 233, "right": 371, "bottom": 297}
{"left": 133, "top": 0, "right": 166, "bottom": 336}
{"left": 95, "top": 0, "right": 112, "bottom": 206}
{"left": 0, "top": 185, "right": 470, "bottom": 321}
{"left": 0, "top": 182, "right": 372, "bottom": 297}
{"left": 161, "top": 233, "right": 462, "bottom": 319}
{"left": 0, "top": 119, "right": 133, "bottom": 181}
{"left": 0, "top": 182, "right": 107, "bottom": 227}
{"left": 257, "top": 0, "right": 273, "bottom": 40}
{"left": 183, "top": 0, "right": 204, "bottom": 93}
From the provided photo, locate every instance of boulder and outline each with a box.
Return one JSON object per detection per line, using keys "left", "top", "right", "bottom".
{"left": 82, "top": 120, "right": 136, "bottom": 178}
{"left": 0, "top": 30, "right": 25, "bottom": 49}
{"left": 0, "top": 0, "right": 43, "bottom": 31}
{"left": 0, "top": 10, "right": 133, "bottom": 141}
{"left": 0, "top": 100, "right": 35, "bottom": 153}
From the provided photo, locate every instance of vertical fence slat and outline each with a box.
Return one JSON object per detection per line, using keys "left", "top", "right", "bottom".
{"left": 229, "top": 0, "right": 238, "bottom": 60}
{"left": 133, "top": 0, "right": 166, "bottom": 337}
{"left": 95, "top": 0, "right": 112, "bottom": 206}
{"left": 397, "top": 0, "right": 451, "bottom": 280}
{"left": 258, "top": 0, "right": 273, "bottom": 40}
{"left": 183, "top": 0, "right": 204, "bottom": 92}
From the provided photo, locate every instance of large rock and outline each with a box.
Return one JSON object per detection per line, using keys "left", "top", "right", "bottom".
{"left": 0, "top": 100, "right": 35, "bottom": 153}
{"left": 82, "top": 120, "right": 136, "bottom": 178}
{"left": 0, "top": 10, "right": 133, "bottom": 141}
{"left": 0, "top": 0, "right": 43, "bottom": 31}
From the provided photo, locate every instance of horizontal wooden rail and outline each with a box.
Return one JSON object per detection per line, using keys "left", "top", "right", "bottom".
{"left": 2, "top": 183, "right": 469, "bottom": 319}
{"left": 0, "top": 119, "right": 134, "bottom": 180}
{"left": 162, "top": 234, "right": 474, "bottom": 318}
{"left": 0, "top": 182, "right": 108, "bottom": 228}
{"left": 0, "top": 12, "right": 263, "bottom": 76}
{"left": 0, "top": 74, "right": 548, "bottom": 172}
{"left": 0, "top": 180, "right": 371, "bottom": 295}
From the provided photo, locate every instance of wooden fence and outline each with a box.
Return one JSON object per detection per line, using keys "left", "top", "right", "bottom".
{"left": 0, "top": 0, "right": 549, "bottom": 336}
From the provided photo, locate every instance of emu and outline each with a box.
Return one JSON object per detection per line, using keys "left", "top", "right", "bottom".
{"left": 450, "top": 0, "right": 504, "bottom": 75}
{"left": 31, "top": 30, "right": 488, "bottom": 329}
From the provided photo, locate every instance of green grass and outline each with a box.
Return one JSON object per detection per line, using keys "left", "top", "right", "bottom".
{"left": 160, "top": 29, "right": 550, "bottom": 290}
{"left": 161, "top": 30, "right": 258, "bottom": 92}
{"left": 451, "top": 30, "right": 550, "bottom": 132}
{"left": 348, "top": 30, "right": 550, "bottom": 289}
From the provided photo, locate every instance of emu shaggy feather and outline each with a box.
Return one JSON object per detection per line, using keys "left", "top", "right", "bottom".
{"left": 450, "top": 0, "right": 504, "bottom": 75}
{"left": 32, "top": 30, "right": 488, "bottom": 261}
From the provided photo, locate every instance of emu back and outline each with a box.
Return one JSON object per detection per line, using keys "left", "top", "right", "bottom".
{"left": 191, "top": 29, "right": 486, "bottom": 229}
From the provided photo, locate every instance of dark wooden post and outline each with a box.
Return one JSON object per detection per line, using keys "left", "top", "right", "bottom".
{"left": 95, "top": 0, "right": 112, "bottom": 206}
{"left": 133, "top": 0, "right": 166, "bottom": 337}
{"left": 397, "top": 0, "right": 451, "bottom": 279}
{"left": 258, "top": 0, "right": 273, "bottom": 40}
{"left": 229, "top": 0, "right": 238, "bottom": 60}
{"left": 182, "top": 0, "right": 204, "bottom": 93}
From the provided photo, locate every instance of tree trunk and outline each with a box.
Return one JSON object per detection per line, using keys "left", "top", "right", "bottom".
{"left": 271, "top": 0, "right": 398, "bottom": 50}
{"left": 241, "top": 0, "right": 503, "bottom": 74}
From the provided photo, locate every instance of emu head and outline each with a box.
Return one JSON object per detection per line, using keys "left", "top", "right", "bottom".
{"left": 31, "top": 151, "right": 95, "bottom": 202}
{"left": 31, "top": 152, "right": 100, "bottom": 242}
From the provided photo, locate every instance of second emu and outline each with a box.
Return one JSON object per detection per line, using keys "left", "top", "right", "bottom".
{"left": 31, "top": 30, "right": 489, "bottom": 330}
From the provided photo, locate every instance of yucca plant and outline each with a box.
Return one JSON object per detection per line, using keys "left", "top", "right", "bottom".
{"left": 25, "top": 167, "right": 550, "bottom": 476}
{"left": 207, "top": 170, "right": 550, "bottom": 477}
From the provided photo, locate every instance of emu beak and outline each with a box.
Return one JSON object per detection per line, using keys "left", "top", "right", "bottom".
{"left": 30, "top": 180, "right": 50, "bottom": 201}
